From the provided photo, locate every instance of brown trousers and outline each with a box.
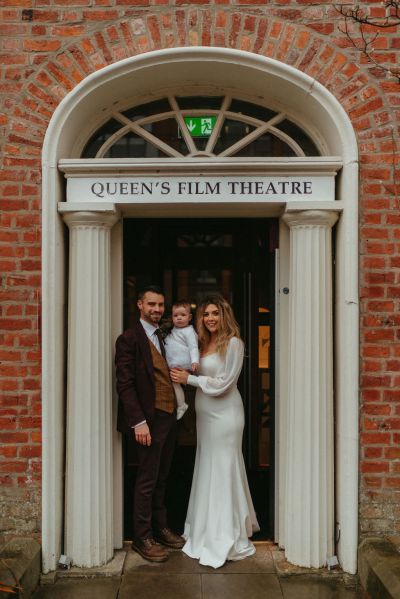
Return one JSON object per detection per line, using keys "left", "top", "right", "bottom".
{"left": 134, "top": 409, "right": 177, "bottom": 540}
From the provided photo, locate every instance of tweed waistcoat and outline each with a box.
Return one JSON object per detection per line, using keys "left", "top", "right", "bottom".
{"left": 149, "top": 341, "right": 176, "bottom": 414}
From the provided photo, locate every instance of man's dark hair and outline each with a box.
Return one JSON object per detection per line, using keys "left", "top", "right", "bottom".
{"left": 137, "top": 285, "right": 165, "bottom": 300}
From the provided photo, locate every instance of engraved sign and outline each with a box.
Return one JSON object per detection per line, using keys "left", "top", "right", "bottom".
{"left": 66, "top": 175, "right": 335, "bottom": 204}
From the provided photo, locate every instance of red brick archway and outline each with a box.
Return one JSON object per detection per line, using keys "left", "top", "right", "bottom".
{"left": 0, "top": 5, "right": 399, "bottom": 553}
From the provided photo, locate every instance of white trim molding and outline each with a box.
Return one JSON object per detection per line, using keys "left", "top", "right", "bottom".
{"left": 59, "top": 157, "right": 342, "bottom": 215}
{"left": 42, "top": 47, "right": 359, "bottom": 573}
{"left": 59, "top": 157, "right": 343, "bottom": 175}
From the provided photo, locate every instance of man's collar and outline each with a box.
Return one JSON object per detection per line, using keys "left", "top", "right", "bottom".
{"left": 140, "top": 318, "right": 158, "bottom": 335}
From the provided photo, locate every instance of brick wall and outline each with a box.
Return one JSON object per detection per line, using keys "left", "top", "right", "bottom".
{"left": 0, "top": 1, "right": 399, "bottom": 548}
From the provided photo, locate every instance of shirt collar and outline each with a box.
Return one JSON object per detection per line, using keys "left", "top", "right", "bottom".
{"left": 140, "top": 318, "right": 158, "bottom": 337}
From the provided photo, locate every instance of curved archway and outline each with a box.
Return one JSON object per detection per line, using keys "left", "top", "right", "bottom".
{"left": 42, "top": 47, "right": 359, "bottom": 573}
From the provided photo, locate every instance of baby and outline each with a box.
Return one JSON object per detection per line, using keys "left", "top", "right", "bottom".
{"left": 165, "top": 301, "right": 199, "bottom": 420}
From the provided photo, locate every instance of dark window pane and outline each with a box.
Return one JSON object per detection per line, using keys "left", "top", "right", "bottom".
{"left": 276, "top": 120, "right": 320, "bottom": 156}
{"left": 144, "top": 119, "right": 188, "bottom": 154}
{"left": 177, "top": 96, "right": 224, "bottom": 110}
{"left": 177, "top": 233, "right": 232, "bottom": 247}
{"left": 229, "top": 99, "right": 277, "bottom": 122}
{"left": 82, "top": 118, "right": 121, "bottom": 158}
{"left": 213, "top": 119, "right": 256, "bottom": 154}
{"left": 103, "top": 131, "right": 168, "bottom": 158}
{"left": 177, "top": 269, "right": 232, "bottom": 305}
{"left": 235, "top": 133, "right": 296, "bottom": 157}
{"left": 192, "top": 137, "right": 209, "bottom": 152}
{"left": 122, "top": 98, "right": 171, "bottom": 121}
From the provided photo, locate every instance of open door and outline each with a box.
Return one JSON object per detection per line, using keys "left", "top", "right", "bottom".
{"left": 122, "top": 218, "right": 277, "bottom": 539}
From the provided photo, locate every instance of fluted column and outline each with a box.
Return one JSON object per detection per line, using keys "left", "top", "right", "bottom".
{"left": 63, "top": 210, "right": 119, "bottom": 567}
{"left": 282, "top": 210, "right": 338, "bottom": 568}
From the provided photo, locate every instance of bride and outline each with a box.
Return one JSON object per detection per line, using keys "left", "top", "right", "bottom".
{"left": 170, "top": 294, "right": 259, "bottom": 568}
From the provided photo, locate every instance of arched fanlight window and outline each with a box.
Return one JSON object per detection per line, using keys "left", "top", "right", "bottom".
{"left": 82, "top": 95, "right": 320, "bottom": 158}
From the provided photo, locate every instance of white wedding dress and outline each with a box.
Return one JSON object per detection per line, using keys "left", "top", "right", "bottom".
{"left": 182, "top": 337, "right": 260, "bottom": 568}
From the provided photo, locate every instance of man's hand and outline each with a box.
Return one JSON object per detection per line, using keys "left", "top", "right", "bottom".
{"left": 134, "top": 422, "right": 151, "bottom": 446}
{"left": 191, "top": 363, "right": 199, "bottom": 374}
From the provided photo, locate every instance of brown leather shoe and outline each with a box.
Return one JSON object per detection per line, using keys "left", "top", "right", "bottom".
{"left": 154, "top": 528, "right": 185, "bottom": 549}
{"left": 131, "top": 538, "right": 168, "bottom": 562}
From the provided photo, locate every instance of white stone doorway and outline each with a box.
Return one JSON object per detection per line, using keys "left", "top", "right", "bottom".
{"left": 42, "top": 47, "right": 359, "bottom": 574}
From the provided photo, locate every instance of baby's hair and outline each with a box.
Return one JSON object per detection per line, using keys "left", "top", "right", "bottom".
{"left": 172, "top": 300, "right": 192, "bottom": 313}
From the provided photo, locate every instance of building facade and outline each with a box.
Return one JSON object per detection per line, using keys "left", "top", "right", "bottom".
{"left": 0, "top": 0, "right": 399, "bottom": 577}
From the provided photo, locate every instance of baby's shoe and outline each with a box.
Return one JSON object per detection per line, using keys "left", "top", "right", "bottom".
{"left": 176, "top": 403, "right": 188, "bottom": 420}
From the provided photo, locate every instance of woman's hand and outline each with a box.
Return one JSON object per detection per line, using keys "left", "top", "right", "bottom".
{"left": 170, "top": 368, "right": 190, "bottom": 385}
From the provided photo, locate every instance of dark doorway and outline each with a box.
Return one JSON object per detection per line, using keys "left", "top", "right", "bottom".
{"left": 122, "top": 218, "right": 277, "bottom": 540}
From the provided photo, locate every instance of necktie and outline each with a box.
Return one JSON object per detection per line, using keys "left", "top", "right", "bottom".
{"left": 154, "top": 328, "right": 166, "bottom": 359}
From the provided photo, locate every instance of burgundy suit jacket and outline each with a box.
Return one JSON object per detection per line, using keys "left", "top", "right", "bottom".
{"left": 115, "top": 320, "right": 157, "bottom": 435}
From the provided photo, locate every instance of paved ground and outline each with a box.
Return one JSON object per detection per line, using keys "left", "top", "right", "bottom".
{"left": 33, "top": 543, "right": 368, "bottom": 599}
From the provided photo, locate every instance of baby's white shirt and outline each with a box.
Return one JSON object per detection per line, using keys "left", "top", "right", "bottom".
{"left": 165, "top": 325, "right": 200, "bottom": 369}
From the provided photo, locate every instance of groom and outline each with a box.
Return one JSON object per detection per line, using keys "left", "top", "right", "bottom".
{"left": 115, "top": 285, "right": 184, "bottom": 562}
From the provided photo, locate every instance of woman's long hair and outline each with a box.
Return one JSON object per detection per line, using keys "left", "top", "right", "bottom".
{"left": 196, "top": 294, "right": 241, "bottom": 355}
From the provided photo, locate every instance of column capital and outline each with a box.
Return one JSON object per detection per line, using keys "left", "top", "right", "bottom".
{"left": 282, "top": 209, "right": 339, "bottom": 229}
{"left": 62, "top": 210, "right": 119, "bottom": 229}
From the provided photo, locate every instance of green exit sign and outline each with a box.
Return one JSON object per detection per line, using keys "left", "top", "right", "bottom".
{"left": 184, "top": 116, "right": 217, "bottom": 137}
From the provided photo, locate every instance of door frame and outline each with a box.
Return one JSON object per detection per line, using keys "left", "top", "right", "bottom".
{"left": 42, "top": 47, "right": 359, "bottom": 573}
{"left": 121, "top": 216, "right": 278, "bottom": 539}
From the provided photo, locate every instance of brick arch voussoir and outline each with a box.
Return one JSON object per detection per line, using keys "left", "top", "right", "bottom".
{"left": 5, "top": 7, "right": 394, "bottom": 163}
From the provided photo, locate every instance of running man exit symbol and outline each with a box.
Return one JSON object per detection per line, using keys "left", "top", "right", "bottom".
{"left": 201, "top": 118, "right": 213, "bottom": 135}
{"left": 183, "top": 116, "right": 216, "bottom": 137}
